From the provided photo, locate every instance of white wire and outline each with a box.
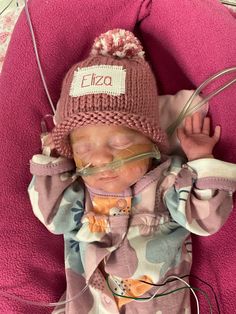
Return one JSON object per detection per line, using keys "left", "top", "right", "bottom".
{"left": 133, "top": 274, "right": 200, "bottom": 314}
{"left": 0, "top": 283, "right": 88, "bottom": 307}
{"left": 24, "top": 0, "right": 56, "bottom": 114}
{"left": 221, "top": 0, "right": 236, "bottom": 7}
{"left": 166, "top": 67, "right": 236, "bottom": 136}
{"left": 166, "top": 275, "right": 200, "bottom": 314}
{"left": 107, "top": 277, "right": 161, "bottom": 303}
{"left": 133, "top": 282, "right": 162, "bottom": 303}
{"left": 189, "top": 76, "right": 236, "bottom": 115}
{"left": 109, "top": 276, "right": 165, "bottom": 303}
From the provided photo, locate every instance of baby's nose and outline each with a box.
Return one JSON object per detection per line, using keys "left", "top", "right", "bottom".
{"left": 90, "top": 149, "right": 114, "bottom": 167}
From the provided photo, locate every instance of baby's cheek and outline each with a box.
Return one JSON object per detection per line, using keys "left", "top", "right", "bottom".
{"left": 120, "top": 159, "right": 150, "bottom": 183}
{"left": 82, "top": 175, "right": 95, "bottom": 187}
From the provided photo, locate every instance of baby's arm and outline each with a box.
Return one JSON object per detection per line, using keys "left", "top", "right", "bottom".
{"left": 163, "top": 113, "right": 236, "bottom": 236}
{"left": 28, "top": 137, "right": 85, "bottom": 234}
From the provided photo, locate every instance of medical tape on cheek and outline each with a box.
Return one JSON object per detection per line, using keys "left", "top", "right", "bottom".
{"left": 74, "top": 144, "right": 153, "bottom": 174}
{"left": 75, "top": 144, "right": 161, "bottom": 177}
{"left": 73, "top": 156, "right": 85, "bottom": 169}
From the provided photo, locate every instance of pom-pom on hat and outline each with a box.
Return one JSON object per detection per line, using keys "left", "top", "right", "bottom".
{"left": 52, "top": 29, "right": 169, "bottom": 158}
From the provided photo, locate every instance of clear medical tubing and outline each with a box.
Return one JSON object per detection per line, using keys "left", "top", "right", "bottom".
{"left": 76, "top": 146, "right": 161, "bottom": 177}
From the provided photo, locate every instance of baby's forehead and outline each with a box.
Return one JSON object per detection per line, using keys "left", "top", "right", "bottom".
{"left": 69, "top": 124, "right": 150, "bottom": 142}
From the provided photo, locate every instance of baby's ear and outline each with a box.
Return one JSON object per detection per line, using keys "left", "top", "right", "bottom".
{"left": 159, "top": 90, "right": 209, "bottom": 155}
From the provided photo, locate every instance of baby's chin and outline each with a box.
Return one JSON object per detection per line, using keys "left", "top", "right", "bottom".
{"left": 84, "top": 176, "right": 138, "bottom": 194}
{"left": 89, "top": 180, "right": 131, "bottom": 194}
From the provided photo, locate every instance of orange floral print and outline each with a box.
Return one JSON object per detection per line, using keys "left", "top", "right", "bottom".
{"left": 115, "top": 275, "right": 153, "bottom": 308}
{"left": 86, "top": 214, "right": 108, "bottom": 233}
{"left": 92, "top": 196, "right": 131, "bottom": 215}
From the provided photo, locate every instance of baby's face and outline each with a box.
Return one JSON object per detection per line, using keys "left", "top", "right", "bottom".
{"left": 70, "top": 125, "right": 153, "bottom": 193}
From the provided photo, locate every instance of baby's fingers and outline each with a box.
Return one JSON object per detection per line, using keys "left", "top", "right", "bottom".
{"left": 192, "top": 112, "right": 201, "bottom": 133}
{"left": 184, "top": 116, "right": 193, "bottom": 135}
{"left": 202, "top": 117, "right": 210, "bottom": 135}
{"left": 42, "top": 133, "right": 53, "bottom": 146}
{"left": 212, "top": 125, "right": 221, "bottom": 143}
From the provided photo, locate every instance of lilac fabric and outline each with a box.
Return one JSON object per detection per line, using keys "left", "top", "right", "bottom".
{"left": 0, "top": 0, "right": 235, "bottom": 313}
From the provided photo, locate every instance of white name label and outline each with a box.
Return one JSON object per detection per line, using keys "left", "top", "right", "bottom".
{"left": 69, "top": 65, "right": 126, "bottom": 97}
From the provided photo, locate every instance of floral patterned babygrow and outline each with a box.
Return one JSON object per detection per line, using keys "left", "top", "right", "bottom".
{"left": 28, "top": 154, "right": 236, "bottom": 313}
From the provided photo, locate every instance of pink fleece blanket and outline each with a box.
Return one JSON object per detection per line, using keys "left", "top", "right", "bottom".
{"left": 0, "top": 0, "right": 235, "bottom": 313}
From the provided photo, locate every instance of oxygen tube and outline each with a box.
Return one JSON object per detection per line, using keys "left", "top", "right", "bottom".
{"left": 76, "top": 146, "right": 161, "bottom": 177}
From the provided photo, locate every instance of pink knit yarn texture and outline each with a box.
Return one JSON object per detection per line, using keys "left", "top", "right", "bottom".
{"left": 91, "top": 29, "right": 145, "bottom": 59}
{"left": 52, "top": 29, "right": 169, "bottom": 158}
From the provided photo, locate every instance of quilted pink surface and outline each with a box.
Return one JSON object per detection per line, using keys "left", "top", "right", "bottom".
{"left": 0, "top": 0, "right": 235, "bottom": 313}
{"left": 0, "top": 0, "right": 24, "bottom": 73}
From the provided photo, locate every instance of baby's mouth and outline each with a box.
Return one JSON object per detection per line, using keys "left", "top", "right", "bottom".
{"left": 98, "top": 172, "right": 119, "bottom": 181}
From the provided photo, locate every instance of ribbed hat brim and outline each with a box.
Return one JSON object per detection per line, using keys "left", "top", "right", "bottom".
{"left": 52, "top": 111, "right": 169, "bottom": 158}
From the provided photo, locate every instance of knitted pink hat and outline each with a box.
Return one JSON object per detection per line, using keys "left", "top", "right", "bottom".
{"left": 52, "top": 29, "right": 169, "bottom": 158}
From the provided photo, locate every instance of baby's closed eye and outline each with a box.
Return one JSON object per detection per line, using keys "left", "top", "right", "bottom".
{"left": 109, "top": 135, "right": 134, "bottom": 149}
{"left": 73, "top": 142, "right": 92, "bottom": 155}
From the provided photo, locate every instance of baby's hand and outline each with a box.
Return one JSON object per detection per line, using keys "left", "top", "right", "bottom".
{"left": 41, "top": 132, "right": 56, "bottom": 156}
{"left": 177, "top": 112, "right": 221, "bottom": 161}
